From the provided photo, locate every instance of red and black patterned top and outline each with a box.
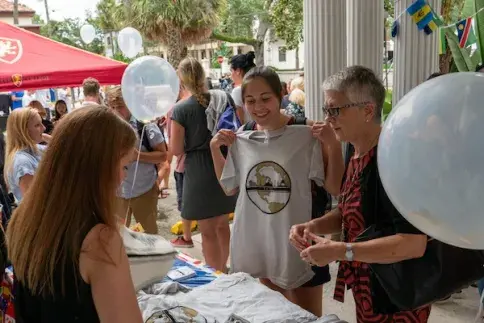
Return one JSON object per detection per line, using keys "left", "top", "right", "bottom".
{"left": 333, "top": 147, "right": 431, "bottom": 323}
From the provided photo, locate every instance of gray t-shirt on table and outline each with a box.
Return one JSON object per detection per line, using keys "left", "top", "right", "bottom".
{"left": 118, "top": 118, "right": 164, "bottom": 199}
{"left": 221, "top": 126, "right": 325, "bottom": 290}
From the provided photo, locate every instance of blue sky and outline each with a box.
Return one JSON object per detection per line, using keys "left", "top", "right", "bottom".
{"left": 20, "top": 0, "right": 99, "bottom": 21}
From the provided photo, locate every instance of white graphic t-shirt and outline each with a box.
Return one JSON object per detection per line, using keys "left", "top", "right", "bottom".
{"left": 221, "top": 125, "right": 325, "bottom": 289}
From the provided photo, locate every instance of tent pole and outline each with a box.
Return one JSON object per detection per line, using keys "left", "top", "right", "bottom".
{"left": 70, "top": 88, "right": 76, "bottom": 111}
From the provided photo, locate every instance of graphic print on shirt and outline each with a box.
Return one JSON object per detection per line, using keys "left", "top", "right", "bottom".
{"left": 145, "top": 306, "right": 206, "bottom": 323}
{"left": 245, "top": 161, "right": 291, "bottom": 214}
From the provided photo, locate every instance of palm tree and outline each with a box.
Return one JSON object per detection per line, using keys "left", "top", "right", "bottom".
{"left": 118, "top": 0, "right": 225, "bottom": 67}
{"left": 96, "top": 0, "right": 122, "bottom": 56}
{"left": 13, "top": 0, "right": 19, "bottom": 25}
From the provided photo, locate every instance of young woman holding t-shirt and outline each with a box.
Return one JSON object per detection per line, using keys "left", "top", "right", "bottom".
{"left": 210, "top": 66, "right": 344, "bottom": 316}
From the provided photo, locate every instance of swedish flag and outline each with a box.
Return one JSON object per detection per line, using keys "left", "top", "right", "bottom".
{"left": 407, "top": 0, "right": 438, "bottom": 35}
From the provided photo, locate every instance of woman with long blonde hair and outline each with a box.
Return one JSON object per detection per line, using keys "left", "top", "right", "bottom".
{"left": 170, "top": 57, "right": 236, "bottom": 271}
{"left": 7, "top": 106, "right": 143, "bottom": 323}
{"left": 4, "top": 107, "right": 46, "bottom": 201}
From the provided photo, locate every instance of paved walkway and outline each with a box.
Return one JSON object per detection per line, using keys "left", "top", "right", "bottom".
{"left": 175, "top": 231, "right": 481, "bottom": 323}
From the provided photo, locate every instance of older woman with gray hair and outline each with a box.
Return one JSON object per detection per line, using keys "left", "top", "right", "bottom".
{"left": 289, "top": 66, "right": 430, "bottom": 322}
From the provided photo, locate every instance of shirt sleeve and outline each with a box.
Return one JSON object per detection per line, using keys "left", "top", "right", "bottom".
{"left": 378, "top": 175, "right": 423, "bottom": 235}
{"left": 12, "top": 154, "right": 36, "bottom": 187}
{"left": 171, "top": 103, "right": 186, "bottom": 128}
{"left": 309, "top": 139, "right": 325, "bottom": 187}
{"left": 145, "top": 123, "right": 165, "bottom": 148}
{"left": 231, "top": 87, "right": 243, "bottom": 108}
{"left": 220, "top": 144, "right": 239, "bottom": 192}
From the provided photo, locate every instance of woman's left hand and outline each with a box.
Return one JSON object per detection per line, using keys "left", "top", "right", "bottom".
{"left": 300, "top": 232, "right": 343, "bottom": 267}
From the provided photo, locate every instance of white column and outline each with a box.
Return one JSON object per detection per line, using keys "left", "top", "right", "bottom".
{"left": 304, "top": 0, "right": 346, "bottom": 121}
{"left": 233, "top": 45, "right": 238, "bottom": 55}
{"left": 393, "top": 0, "right": 442, "bottom": 105}
{"left": 346, "top": 0, "right": 384, "bottom": 78}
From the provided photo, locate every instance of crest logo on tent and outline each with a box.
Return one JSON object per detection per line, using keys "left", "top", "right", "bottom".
{"left": 11, "top": 74, "right": 22, "bottom": 87}
{"left": 0, "top": 37, "right": 23, "bottom": 65}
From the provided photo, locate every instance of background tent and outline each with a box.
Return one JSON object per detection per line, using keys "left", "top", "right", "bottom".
{"left": 0, "top": 21, "right": 127, "bottom": 91}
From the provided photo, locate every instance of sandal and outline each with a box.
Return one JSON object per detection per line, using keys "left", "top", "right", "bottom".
{"left": 159, "top": 188, "right": 170, "bottom": 199}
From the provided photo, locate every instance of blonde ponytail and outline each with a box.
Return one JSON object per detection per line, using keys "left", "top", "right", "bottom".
{"left": 178, "top": 57, "right": 209, "bottom": 107}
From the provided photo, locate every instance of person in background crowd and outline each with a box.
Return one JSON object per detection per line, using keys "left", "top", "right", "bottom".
{"left": 10, "top": 91, "right": 24, "bottom": 110}
{"left": 171, "top": 57, "right": 236, "bottom": 271}
{"left": 281, "top": 82, "right": 290, "bottom": 109}
{"left": 0, "top": 132, "right": 12, "bottom": 225}
{"left": 282, "top": 77, "right": 304, "bottom": 110}
{"left": 22, "top": 91, "right": 34, "bottom": 108}
{"left": 34, "top": 89, "right": 51, "bottom": 110}
{"left": 8, "top": 106, "right": 143, "bottom": 323}
{"left": 49, "top": 89, "right": 56, "bottom": 103}
{"left": 206, "top": 77, "right": 214, "bottom": 90}
{"left": 168, "top": 84, "right": 194, "bottom": 248}
{"left": 28, "top": 100, "right": 54, "bottom": 135}
{"left": 157, "top": 116, "right": 171, "bottom": 199}
{"left": 292, "top": 66, "right": 430, "bottom": 322}
{"left": 57, "top": 88, "right": 72, "bottom": 111}
{"left": 284, "top": 88, "right": 306, "bottom": 118}
{"left": 108, "top": 87, "right": 167, "bottom": 234}
{"left": 210, "top": 66, "right": 343, "bottom": 316}
{"left": 281, "top": 82, "right": 288, "bottom": 96}
{"left": 290, "top": 76, "right": 305, "bottom": 93}
{"left": 52, "top": 100, "right": 68, "bottom": 124}
{"left": 230, "top": 51, "right": 256, "bottom": 123}
{"left": 81, "top": 78, "right": 101, "bottom": 107}
{"left": 0, "top": 92, "right": 11, "bottom": 116}
{"left": 4, "top": 108, "right": 47, "bottom": 202}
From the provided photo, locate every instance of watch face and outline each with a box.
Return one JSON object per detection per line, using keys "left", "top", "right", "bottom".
{"left": 345, "top": 245, "right": 353, "bottom": 261}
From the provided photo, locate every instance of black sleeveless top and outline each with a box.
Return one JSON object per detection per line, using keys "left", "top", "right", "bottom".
{"left": 14, "top": 261, "right": 99, "bottom": 322}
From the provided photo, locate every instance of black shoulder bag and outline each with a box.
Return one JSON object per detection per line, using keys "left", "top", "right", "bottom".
{"left": 356, "top": 158, "right": 484, "bottom": 313}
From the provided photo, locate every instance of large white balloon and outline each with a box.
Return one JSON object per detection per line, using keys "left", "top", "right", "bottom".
{"left": 121, "top": 56, "right": 179, "bottom": 121}
{"left": 117, "top": 27, "right": 143, "bottom": 58}
{"left": 80, "top": 24, "right": 96, "bottom": 44}
{"left": 378, "top": 72, "right": 484, "bottom": 249}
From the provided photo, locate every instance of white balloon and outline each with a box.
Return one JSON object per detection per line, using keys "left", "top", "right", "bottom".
{"left": 80, "top": 24, "right": 96, "bottom": 44}
{"left": 121, "top": 56, "right": 179, "bottom": 121}
{"left": 117, "top": 27, "right": 143, "bottom": 58}
{"left": 378, "top": 72, "right": 484, "bottom": 249}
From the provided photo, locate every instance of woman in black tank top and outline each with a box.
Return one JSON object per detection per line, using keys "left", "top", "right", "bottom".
{"left": 7, "top": 106, "right": 143, "bottom": 322}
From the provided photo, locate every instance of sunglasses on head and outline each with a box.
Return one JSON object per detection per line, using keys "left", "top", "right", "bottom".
{"left": 322, "top": 101, "right": 371, "bottom": 118}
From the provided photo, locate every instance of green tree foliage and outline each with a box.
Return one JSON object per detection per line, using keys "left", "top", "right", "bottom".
{"left": 117, "top": 0, "right": 225, "bottom": 67}
{"left": 39, "top": 17, "right": 104, "bottom": 55}
{"left": 211, "top": 42, "right": 233, "bottom": 68}
{"left": 384, "top": 0, "right": 394, "bottom": 16}
{"left": 213, "top": 0, "right": 274, "bottom": 65}
{"left": 270, "top": 0, "right": 303, "bottom": 50}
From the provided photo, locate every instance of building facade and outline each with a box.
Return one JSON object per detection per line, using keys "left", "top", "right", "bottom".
{"left": 0, "top": 0, "right": 40, "bottom": 33}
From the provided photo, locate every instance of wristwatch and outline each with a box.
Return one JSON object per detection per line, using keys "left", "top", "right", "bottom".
{"left": 345, "top": 243, "right": 354, "bottom": 261}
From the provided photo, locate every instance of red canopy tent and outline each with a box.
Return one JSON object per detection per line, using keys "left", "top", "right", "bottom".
{"left": 0, "top": 21, "right": 127, "bottom": 91}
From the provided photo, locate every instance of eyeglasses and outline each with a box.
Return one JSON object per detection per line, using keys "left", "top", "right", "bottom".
{"left": 322, "top": 101, "right": 370, "bottom": 118}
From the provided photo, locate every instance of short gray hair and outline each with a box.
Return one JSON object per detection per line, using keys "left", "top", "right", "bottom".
{"left": 322, "top": 66, "right": 386, "bottom": 121}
